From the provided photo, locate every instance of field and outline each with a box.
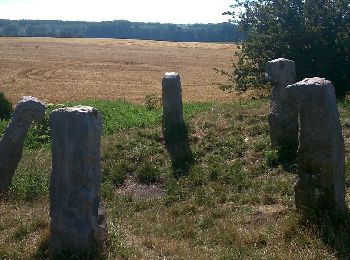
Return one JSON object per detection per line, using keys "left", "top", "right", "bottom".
{"left": 0, "top": 37, "right": 237, "bottom": 104}
{"left": 1, "top": 37, "right": 350, "bottom": 259}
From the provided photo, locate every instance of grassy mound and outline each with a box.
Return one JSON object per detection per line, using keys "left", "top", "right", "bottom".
{"left": 1, "top": 99, "right": 350, "bottom": 259}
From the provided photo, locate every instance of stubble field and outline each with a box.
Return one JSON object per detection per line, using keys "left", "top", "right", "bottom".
{"left": 0, "top": 37, "right": 237, "bottom": 104}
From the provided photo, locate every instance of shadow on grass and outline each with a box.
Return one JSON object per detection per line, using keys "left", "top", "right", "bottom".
{"left": 163, "top": 121, "right": 193, "bottom": 178}
{"left": 302, "top": 208, "right": 350, "bottom": 258}
{"left": 266, "top": 141, "right": 298, "bottom": 173}
{"left": 33, "top": 231, "right": 107, "bottom": 260}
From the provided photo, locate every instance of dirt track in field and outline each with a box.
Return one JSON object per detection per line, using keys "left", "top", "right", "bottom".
{"left": 0, "top": 37, "right": 238, "bottom": 104}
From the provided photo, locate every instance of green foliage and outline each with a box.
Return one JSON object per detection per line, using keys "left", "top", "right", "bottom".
{"left": 0, "top": 92, "right": 13, "bottom": 120}
{"left": 225, "top": 0, "right": 350, "bottom": 97}
{"left": 24, "top": 104, "right": 63, "bottom": 150}
{"left": 0, "top": 119, "right": 7, "bottom": 137}
{"left": 25, "top": 115, "right": 51, "bottom": 149}
{"left": 265, "top": 149, "right": 279, "bottom": 167}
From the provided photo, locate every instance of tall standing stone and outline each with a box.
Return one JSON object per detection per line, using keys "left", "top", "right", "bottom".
{"left": 49, "top": 106, "right": 105, "bottom": 257}
{"left": 0, "top": 96, "right": 46, "bottom": 193}
{"left": 162, "top": 72, "right": 185, "bottom": 129}
{"left": 162, "top": 72, "right": 192, "bottom": 176}
{"left": 266, "top": 58, "right": 298, "bottom": 150}
{"left": 286, "top": 77, "right": 346, "bottom": 212}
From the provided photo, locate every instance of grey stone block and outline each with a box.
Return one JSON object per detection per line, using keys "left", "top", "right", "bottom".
{"left": 266, "top": 58, "right": 298, "bottom": 149}
{"left": 49, "top": 105, "right": 106, "bottom": 257}
{"left": 286, "top": 77, "right": 346, "bottom": 212}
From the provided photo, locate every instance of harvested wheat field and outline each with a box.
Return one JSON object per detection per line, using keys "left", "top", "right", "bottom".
{"left": 0, "top": 37, "right": 238, "bottom": 104}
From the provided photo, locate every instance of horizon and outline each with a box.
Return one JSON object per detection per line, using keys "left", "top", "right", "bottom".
{"left": 0, "top": 0, "right": 232, "bottom": 24}
{"left": 0, "top": 18, "right": 231, "bottom": 26}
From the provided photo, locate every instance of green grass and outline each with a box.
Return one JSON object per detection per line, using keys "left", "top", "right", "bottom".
{"left": 1, "top": 98, "right": 350, "bottom": 259}
{"left": 0, "top": 100, "right": 213, "bottom": 149}
{"left": 0, "top": 119, "right": 7, "bottom": 136}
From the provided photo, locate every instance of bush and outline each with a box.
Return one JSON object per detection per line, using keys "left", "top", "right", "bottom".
{"left": 225, "top": 0, "right": 350, "bottom": 97}
{"left": 265, "top": 149, "right": 279, "bottom": 167}
{"left": 135, "top": 161, "right": 161, "bottom": 185}
{"left": 0, "top": 92, "right": 13, "bottom": 120}
{"left": 144, "top": 94, "right": 160, "bottom": 111}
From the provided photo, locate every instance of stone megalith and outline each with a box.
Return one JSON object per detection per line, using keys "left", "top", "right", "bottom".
{"left": 49, "top": 106, "right": 106, "bottom": 257}
{"left": 162, "top": 72, "right": 185, "bottom": 128}
{"left": 266, "top": 58, "right": 298, "bottom": 150}
{"left": 286, "top": 77, "right": 346, "bottom": 212}
{"left": 162, "top": 72, "right": 192, "bottom": 176}
{"left": 0, "top": 96, "right": 46, "bottom": 193}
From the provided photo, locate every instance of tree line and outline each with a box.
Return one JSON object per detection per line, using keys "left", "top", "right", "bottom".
{"left": 0, "top": 19, "right": 243, "bottom": 42}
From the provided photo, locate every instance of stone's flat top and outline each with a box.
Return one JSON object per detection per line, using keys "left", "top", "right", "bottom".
{"left": 268, "top": 58, "right": 294, "bottom": 64}
{"left": 52, "top": 105, "right": 97, "bottom": 114}
{"left": 293, "top": 77, "right": 332, "bottom": 87}
{"left": 19, "top": 96, "right": 46, "bottom": 105}
{"left": 164, "top": 72, "right": 180, "bottom": 79}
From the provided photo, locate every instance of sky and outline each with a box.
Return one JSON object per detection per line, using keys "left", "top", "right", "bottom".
{"left": 0, "top": 0, "right": 233, "bottom": 24}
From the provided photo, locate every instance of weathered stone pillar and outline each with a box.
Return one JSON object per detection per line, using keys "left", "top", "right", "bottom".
{"left": 162, "top": 72, "right": 185, "bottom": 128}
{"left": 266, "top": 58, "right": 298, "bottom": 151}
{"left": 0, "top": 96, "right": 46, "bottom": 193}
{"left": 49, "top": 106, "right": 105, "bottom": 257}
{"left": 162, "top": 72, "right": 192, "bottom": 177}
{"left": 286, "top": 78, "right": 346, "bottom": 212}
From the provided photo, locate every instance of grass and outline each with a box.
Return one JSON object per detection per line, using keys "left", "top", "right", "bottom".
{"left": 1, "top": 98, "right": 350, "bottom": 259}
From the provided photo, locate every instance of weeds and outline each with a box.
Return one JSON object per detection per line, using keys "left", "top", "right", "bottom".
{"left": 144, "top": 94, "right": 160, "bottom": 111}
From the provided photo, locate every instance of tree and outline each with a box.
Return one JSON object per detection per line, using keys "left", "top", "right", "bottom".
{"left": 225, "top": 0, "right": 350, "bottom": 97}
{"left": 0, "top": 19, "right": 244, "bottom": 43}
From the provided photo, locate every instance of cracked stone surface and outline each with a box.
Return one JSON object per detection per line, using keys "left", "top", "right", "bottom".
{"left": 49, "top": 105, "right": 106, "bottom": 256}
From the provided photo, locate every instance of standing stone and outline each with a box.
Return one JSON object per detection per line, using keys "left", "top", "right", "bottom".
{"left": 266, "top": 58, "right": 298, "bottom": 150}
{"left": 0, "top": 96, "right": 46, "bottom": 193}
{"left": 162, "top": 72, "right": 192, "bottom": 176}
{"left": 286, "top": 78, "right": 346, "bottom": 212}
{"left": 162, "top": 72, "right": 185, "bottom": 128}
{"left": 49, "top": 106, "right": 105, "bottom": 257}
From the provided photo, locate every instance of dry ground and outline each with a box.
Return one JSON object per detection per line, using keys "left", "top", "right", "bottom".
{"left": 0, "top": 37, "right": 237, "bottom": 104}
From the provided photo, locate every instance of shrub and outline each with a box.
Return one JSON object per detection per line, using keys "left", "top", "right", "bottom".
{"left": 224, "top": 0, "right": 350, "bottom": 97}
{"left": 0, "top": 92, "right": 13, "bottom": 120}
{"left": 144, "top": 94, "right": 160, "bottom": 111}
{"left": 265, "top": 149, "right": 279, "bottom": 167}
{"left": 135, "top": 161, "right": 161, "bottom": 185}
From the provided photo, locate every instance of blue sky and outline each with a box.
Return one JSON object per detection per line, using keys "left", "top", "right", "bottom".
{"left": 0, "top": 0, "right": 233, "bottom": 24}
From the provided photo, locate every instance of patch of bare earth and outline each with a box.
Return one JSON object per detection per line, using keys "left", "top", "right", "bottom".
{"left": 116, "top": 176, "right": 164, "bottom": 199}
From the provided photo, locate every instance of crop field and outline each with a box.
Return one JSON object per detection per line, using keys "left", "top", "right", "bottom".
{"left": 0, "top": 37, "right": 237, "bottom": 104}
